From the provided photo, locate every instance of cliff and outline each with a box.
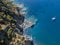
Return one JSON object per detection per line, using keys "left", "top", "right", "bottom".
{"left": 0, "top": 0, "right": 34, "bottom": 45}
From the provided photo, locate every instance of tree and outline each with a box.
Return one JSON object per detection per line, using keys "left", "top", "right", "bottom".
{"left": 0, "top": 0, "right": 25, "bottom": 45}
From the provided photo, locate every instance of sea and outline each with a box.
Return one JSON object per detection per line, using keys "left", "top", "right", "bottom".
{"left": 15, "top": 0, "right": 60, "bottom": 45}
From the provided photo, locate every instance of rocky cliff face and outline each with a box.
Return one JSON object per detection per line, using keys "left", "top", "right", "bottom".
{"left": 0, "top": 0, "right": 34, "bottom": 45}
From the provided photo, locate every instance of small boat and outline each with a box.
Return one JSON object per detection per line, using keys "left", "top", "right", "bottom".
{"left": 52, "top": 17, "right": 56, "bottom": 21}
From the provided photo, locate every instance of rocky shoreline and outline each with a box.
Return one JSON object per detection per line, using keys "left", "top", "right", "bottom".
{"left": 0, "top": 0, "right": 37, "bottom": 45}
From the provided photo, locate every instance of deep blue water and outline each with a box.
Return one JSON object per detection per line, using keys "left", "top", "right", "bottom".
{"left": 15, "top": 0, "right": 60, "bottom": 45}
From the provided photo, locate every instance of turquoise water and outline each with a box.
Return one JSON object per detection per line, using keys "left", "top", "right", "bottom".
{"left": 15, "top": 0, "right": 60, "bottom": 45}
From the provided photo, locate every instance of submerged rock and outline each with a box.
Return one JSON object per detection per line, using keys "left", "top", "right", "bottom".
{"left": 24, "top": 40, "right": 34, "bottom": 45}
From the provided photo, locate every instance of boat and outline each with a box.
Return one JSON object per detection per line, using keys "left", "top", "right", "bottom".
{"left": 52, "top": 17, "right": 56, "bottom": 21}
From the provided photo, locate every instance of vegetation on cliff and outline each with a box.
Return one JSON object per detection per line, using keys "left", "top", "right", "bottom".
{"left": 0, "top": 0, "right": 35, "bottom": 45}
{"left": 0, "top": 0, "right": 27, "bottom": 45}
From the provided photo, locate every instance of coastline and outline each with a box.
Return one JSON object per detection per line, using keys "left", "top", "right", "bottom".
{"left": 0, "top": 0, "right": 37, "bottom": 45}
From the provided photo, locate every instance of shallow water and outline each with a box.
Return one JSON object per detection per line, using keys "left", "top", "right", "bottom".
{"left": 15, "top": 0, "right": 60, "bottom": 45}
